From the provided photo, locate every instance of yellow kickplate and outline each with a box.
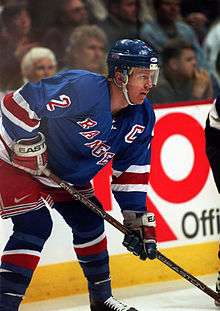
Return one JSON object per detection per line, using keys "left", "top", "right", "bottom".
{"left": 24, "top": 241, "right": 219, "bottom": 303}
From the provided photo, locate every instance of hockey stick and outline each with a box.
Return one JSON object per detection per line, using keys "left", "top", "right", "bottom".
{"left": 43, "top": 168, "right": 220, "bottom": 303}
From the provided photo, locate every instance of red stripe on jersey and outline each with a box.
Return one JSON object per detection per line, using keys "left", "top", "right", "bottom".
{"left": 2, "top": 254, "right": 40, "bottom": 270}
{"left": 3, "top": 93, "right": 39, "bottom": 128}
{"left": 112, "top": 172, "right": 149, "bottom": 184}
{"left": 0, "top": 135, "right": 10, "bottom": 154}
{"left": 74, "top": 237, "right": 107, "bottom": 256}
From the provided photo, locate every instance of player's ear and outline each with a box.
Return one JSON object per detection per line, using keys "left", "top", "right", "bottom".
{"left": 114, "top": 69, "right": 126, "bottom": 86}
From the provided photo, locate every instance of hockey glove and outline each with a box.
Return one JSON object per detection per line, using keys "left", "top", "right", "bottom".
{"left": 122, "top": 211, "right": 157, "bottom": 260}
{"left": 11, "top": 132, "right": 48, "bottom": 175}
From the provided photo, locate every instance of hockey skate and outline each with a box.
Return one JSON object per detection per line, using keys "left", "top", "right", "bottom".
{"left": 90, "top": 296, "right": 138, "bottom": 311}
{"left": 215, "top": 271, "right": 220, "bottom": 307}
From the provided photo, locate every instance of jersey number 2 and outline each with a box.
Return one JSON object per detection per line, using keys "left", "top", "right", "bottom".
{"left": 47, "top": 95, "right": 71, "bottom": 111}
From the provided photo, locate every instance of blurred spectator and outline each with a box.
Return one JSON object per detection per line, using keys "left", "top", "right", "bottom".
{"left": 0, "top": 46, "right": 57, "bottom": 102}
{"left": 139, "top": 0, "right": 155, "bottom": 23}
{"left": 27, "top": 0, "right": 60, "bottom": 41}
{"left": 87, "top": 0, "right": 154, "bottom": 23}
{"left": 140, "top": 0, "right": 208, "bottom": 69}
{"left": 0, "top": 0, "right": 4, "bottom": 14}
{"left": 210, "top": 51, "right": 220, "bottom": 98}
{"left": 98, "top": 0, "right": 143, "bottom": 48}
{"left": 180, "top": 0, "right": 217, "bottom": 45}
{"left": 184, "top": 12, "right": 208, "bottom": 45}
{"left": 148, "top": 39, "right": 213, "bottom": 104}
{"left": 181, "top": 0, "right": 220, "bottom": 27}
{"left": 0, "top": 3, "right": 38, "bottom": 91}
{"left": 41, "top": 0, "right": 91, "bottom": 69}
{"left": 0, "top": 3, "right": 38, "bottom": 60}
{"left": 87, "top": 0, "right": 108, "bottom": 21}
{"left": 21, "top": 47, "right": 57, "bottom": 83}
{"left": 65, "top": 25, "right": 107, "bottom": 74}
{"left": 204, "top": 20, "right": 220, "bottom": 73}
{"left": 0, "top": 0, "right": 26, "bottom": 10}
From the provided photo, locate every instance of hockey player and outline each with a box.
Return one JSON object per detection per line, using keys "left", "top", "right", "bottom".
{"left": 0, "top": 39, "right": 159, "bottom": 311}
{"left": 216, "top": 262, "right": 220, "bottom": 307}
{"left": 205, "top": 97, "right": 220, "bottom": 307}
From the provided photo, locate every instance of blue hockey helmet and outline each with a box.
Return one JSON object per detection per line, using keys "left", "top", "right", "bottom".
{"left": 107, "top": 39, "right": 159, "bottom": 85}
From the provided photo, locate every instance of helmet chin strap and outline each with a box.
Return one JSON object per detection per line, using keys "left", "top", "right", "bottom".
{"left": 122, "top": 83, "right": 135, "bottom": 106}
{"left": 113, "top": 69, "right": 135, "bottom": 106}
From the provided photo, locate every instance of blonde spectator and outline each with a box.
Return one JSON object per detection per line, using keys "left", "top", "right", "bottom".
{"left": 41, "top": 0, "right": 90, "bottom": 68}
{"left": 21, "top": 47, "right": 57, "bottom": 83}
{"left": 65, "top": 24, "right": 107, "bottom": 74}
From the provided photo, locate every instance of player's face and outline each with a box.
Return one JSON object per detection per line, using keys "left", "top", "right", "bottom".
{"left": 126, "top": 68, "right": 156, "bottom": 104}
{"left": 28, "top": 58, "right": 57, "bottom": 82}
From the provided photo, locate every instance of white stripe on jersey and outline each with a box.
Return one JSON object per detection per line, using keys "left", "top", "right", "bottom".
{"left": 73, "top": 232, "right": 106, "bottom": 248}
{"left": 125, "top": 164, "right": 150, "bottom": 173}
{"left": 0, "top": 116, "right": 13, "bottom": 145}
{"left": 13, "top": 89, "right": 40, "bottom": 121}
{"left": 112, "top": 164, "right": 150, "bottom": 177}
{"left": 0, "top": 269, "right": 13, "bottom": 273}
{"left": 1, "top": 106, "right": 39, "bottom": 133}
{"left": 34, "top": 176, "right": 61, "bottom": 188}
{"left": 1, "top": 89, "right": 40, "bottom": 132}
{"left": 3, "top": 249, "right": 41, "bottom": 257}
{"left": 111, "top": 184, "right": 148, "bottom": 192}
{"left": 0, "top": 121, "right": 12, "bottom": 162}
{"left": 112, "top": 170, "right": 122, "bottom": 177}
{"left": 0, "top": 139, "right": 10, "bottom": 162}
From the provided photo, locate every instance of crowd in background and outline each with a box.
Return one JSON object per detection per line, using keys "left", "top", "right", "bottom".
{"left": 0, "top": 0, "right": 220, "bottom": 105}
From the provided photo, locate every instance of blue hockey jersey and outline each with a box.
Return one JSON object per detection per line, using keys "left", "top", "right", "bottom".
{"left": 0, "top": 70, "right": 155, "bottom": 212}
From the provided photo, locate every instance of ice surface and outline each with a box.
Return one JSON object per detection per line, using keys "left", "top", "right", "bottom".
{"left": 20, "top": 274, "right": 219, "bottom": 311}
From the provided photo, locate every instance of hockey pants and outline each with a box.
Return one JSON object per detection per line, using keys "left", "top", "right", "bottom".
{"left": 0, "top": 198, "right": 111, "bottom": 310}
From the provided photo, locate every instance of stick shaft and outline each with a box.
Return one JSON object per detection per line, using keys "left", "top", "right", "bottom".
{"left": 43, "top": 168, "right": 219, "bottom": 302}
